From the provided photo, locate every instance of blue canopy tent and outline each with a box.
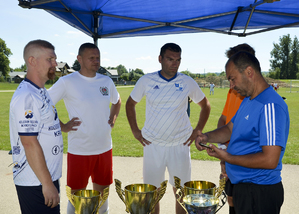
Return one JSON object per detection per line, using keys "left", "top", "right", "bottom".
{"left": 19, "top": 0, "right": 299, "bottom": 45}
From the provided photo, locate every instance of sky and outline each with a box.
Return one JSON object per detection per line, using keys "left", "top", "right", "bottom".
{"left": 1, "top": 0, "right": 299, "bottom": 74}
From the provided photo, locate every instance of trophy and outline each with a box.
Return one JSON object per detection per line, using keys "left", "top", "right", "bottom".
{"left": 66, "top": 186, "right": 109, "bottom": 214}
{"left": 174, "top": 176, "right": 226, "bottom": 214}
{"left": 115, "top": 179, "right": 168, "bottom": 214}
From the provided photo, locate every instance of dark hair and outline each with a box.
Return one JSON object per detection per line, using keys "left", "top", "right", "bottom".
{"left": 78, "top": 43, "right": 99, "bottom": 56}
{"left": 160, "top": 43, "right": 181, "bottom": 57}
{"left": 227, "top": 51, "right": 261, "bottom": 74}
{"left": 23, "top": 40, "right": 55, "bottom": 59}
{"left": 226, "top": 43, "right": 255, "bottom": 58}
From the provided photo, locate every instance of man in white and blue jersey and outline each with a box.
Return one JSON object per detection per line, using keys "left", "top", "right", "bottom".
{"left": 126, "top": 43, "right": 211, "bottom": 214}
{"left": 9, "top": 40, "right": 63, "bottom": 214}
{"left": 196, "top": 51, "right": 290, "bottom": 214}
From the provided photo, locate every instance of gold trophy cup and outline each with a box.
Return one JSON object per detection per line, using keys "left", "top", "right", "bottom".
{"left": 66, "top": 185, "right": 109, "bottom": 214}
{"left": 174, "top": 176, "right": 226, "bottom": 214}
{"left": 115, "top": 179, "right": 168, "bottom": 214}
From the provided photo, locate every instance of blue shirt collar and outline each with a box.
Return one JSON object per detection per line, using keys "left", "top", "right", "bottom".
{"left": 158, "top": 70, "right": 177, "bottom": 82}
{"left": 24, "top": 78, "right": 41, "bottom": 89}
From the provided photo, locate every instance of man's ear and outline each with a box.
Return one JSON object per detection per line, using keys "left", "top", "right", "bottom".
{"left": 158, "top": 55, "right": 162, "bottom": 63}
{"left": 28, "top": 56, "right": 35, "bottom": 67}
{"left": 77, "top": 55, "right": 81, "bottom": 64}
{"left": 245, "top": 66, "right": 254, "bottom": 78}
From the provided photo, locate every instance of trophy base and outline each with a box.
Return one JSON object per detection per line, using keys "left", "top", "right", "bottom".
{"left": 183, "top": 194, "right": 219, "bottom": 214}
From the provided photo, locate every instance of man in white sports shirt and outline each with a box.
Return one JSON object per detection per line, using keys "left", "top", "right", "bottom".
{"left": 9, "top": 40, "right": 64, "bottom": 214}
{"left": 126, "top": 43, "right": 211, "bottom": 214}
{"left": 48, "top": 43, "right": 121, "bottom": 214}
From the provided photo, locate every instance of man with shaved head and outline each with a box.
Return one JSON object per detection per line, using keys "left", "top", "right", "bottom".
{"left": 10, "top": 40, "right": 63, "bottom": 214}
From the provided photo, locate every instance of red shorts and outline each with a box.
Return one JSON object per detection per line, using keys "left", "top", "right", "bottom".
{"left": 67, "top": 150, "right": 113, "bottom": 189}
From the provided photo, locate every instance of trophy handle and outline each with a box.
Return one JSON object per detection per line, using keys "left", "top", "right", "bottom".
{"left": 174, "top": 176, "right": 183, "bottom": 192}
{"left": 149, "top": 180, "right": 168, "bottom": 213}
{"left": 66, "top": 185, "right": 75, "bottom": 207}
{"left": 95, "top": 186, "right": 110, "bottom": 214}
{"left": 215, "top": 191, "right": 227, "bottom": 213}
{"left": 114, "top": 179, "right": 130, "bottom": 213}
{"left": 214, "top": 177, "right": 227, "bottom": 213}
{"left": 215, "top": 177, "right": 226, "bottom": 198}
{"left": 175, "top": 188, "right": 188, "bottom": 214}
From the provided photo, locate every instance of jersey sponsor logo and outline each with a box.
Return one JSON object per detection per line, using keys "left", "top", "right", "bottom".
{"left": 52, "top": 145, "right": 60, "bottom": 155}
{"left": 24, "top": 110, "right": 33, "bottom": 119}
{"left": 153, "top": 85, "right": 159, "bottom": 89}
{"left": 100, "top": 87, "right": 109, "bottom": 96}
{"left": 245, "top": 115, "right": 249, "bottom": 120}
{"left": 175, "top": 83, "right": 183, "bottom": 91}
{"left": 48, "top": 123, "right": 60, "bottom": 131}
{"left": 54, "top": 130, "right": 62, "bottom": 137}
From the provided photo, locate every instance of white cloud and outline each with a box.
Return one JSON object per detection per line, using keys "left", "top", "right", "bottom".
{"left": 102, "top": 58, "right": 110, "bottom": 62}
{"left": 136, "top": 56, "right": 152, "bottom": 60}
{"left": 69, "top": 52, "right": 76, "bottom": 56}
{"left": 54, "top": 34, "right": 59, "bottom": 37}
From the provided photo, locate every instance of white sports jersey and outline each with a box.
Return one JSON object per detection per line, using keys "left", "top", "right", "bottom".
{"left": 130, "top": 71, "right": 205, "bottom": 146}
{"left": 9, "top": 79, "right": 63, "bottom": 186}
{"left": 48, "top": 71, "right": 120, "bottom": 155}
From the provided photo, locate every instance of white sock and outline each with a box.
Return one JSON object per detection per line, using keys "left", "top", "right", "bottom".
{"left": 98, "top": 198, "right": 109, "bottom": 214}
{"left": 67, "top": 200, "right": 76, "bottom": 214}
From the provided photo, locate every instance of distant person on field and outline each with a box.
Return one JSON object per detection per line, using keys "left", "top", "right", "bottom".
{"left": 209, "top": 82, "right": 215, "bottom": 95}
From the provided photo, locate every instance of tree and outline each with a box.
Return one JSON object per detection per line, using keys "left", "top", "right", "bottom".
{"left": 72, "top": 59, "right": 80, "bottom": 71}
{"left": 270, "top": 34, "right": 299, "bottom": 79}
{"left": 0, "top": 38, "right": 12, "bottom": 77}
{"left": 14, "top": 63, "right": 27, "bottom": 71}
{"left": 120, "top": 73, "right": 130, "bottom": 81}
{"left": 290, "top": 36, "right": 299, "bottom": 79}
{"left": 116, "top": 64, "right": 128, "bottom": 75}
{"left": 133, "top": 68, "right": 144, "bottom": 75}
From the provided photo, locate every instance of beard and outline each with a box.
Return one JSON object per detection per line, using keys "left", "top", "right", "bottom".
{"left": 47, "top": 67, "right": 56, "bottom": 80}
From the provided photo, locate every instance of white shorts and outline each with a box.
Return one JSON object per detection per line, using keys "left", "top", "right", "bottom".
{"left": 143, "top": 143, "right": 191, "bottom": 188}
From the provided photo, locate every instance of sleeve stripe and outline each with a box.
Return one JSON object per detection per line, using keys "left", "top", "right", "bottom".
{"left": 264, "top": 103, "right": 276, "bottom": 146}
{"left": 272, "top": 103, "right": 276, "bottom": 146}
{"left": 264, "top": 105, "right": 269, "bottom": 145}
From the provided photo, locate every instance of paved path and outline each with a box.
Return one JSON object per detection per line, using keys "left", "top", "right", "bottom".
{"left": 1, "top": 150, "right": 298, "bottom": 213}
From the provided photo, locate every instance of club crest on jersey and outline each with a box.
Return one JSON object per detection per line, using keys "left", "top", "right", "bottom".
{"left": 100, "top": 87, "right": 109, "bottom": 96}
{"left": 52, "top": 145, "right": 60, "bottom": 155}
{"left": 175, "top": 83, "right": 183, "bottom": 91}
{"left": 24, "top": 110, "right": 33, "bottom": 119}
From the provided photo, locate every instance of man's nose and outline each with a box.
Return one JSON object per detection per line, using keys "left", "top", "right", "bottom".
{"left": 229, "top": 81, "right": 234, "bottom": 89}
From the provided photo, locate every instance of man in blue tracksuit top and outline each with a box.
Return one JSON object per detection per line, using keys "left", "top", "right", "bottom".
{"left": 195, "top": 51, "right": 289, "bottom": 214}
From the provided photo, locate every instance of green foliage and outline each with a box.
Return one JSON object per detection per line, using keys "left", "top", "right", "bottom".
{"left": 72, "top": 59, "right": 80, "bottom": 71}
{"left": 116, "top": 64, "right": 128, "bottom": 75}
{"left": 14, "top": 64, "right": 27, "bottom": 71}
{"left": 120, "top": 73, "right": 130, "bottom": 81}
{"left": 0, "top": 38, "right": 12, "bottom": 77}
{"left": 269, "top": 67, "right": 281, "bottom": 79}
{"left": 270, "top": 34, "right": 299, "bottom": 79}
{"left": 180, "top": 70, "right": 201, "bottom": 79}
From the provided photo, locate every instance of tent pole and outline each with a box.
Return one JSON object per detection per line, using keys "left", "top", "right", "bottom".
{"left": 93, "top": 12, "right": 100, "bottom": 46}
{"left": 93, "top": 37, "right": 98, "bottom": 46}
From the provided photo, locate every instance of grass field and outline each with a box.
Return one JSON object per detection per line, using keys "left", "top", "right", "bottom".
{"left": 1, "top": 82, "right": 298, "bottom": 164}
